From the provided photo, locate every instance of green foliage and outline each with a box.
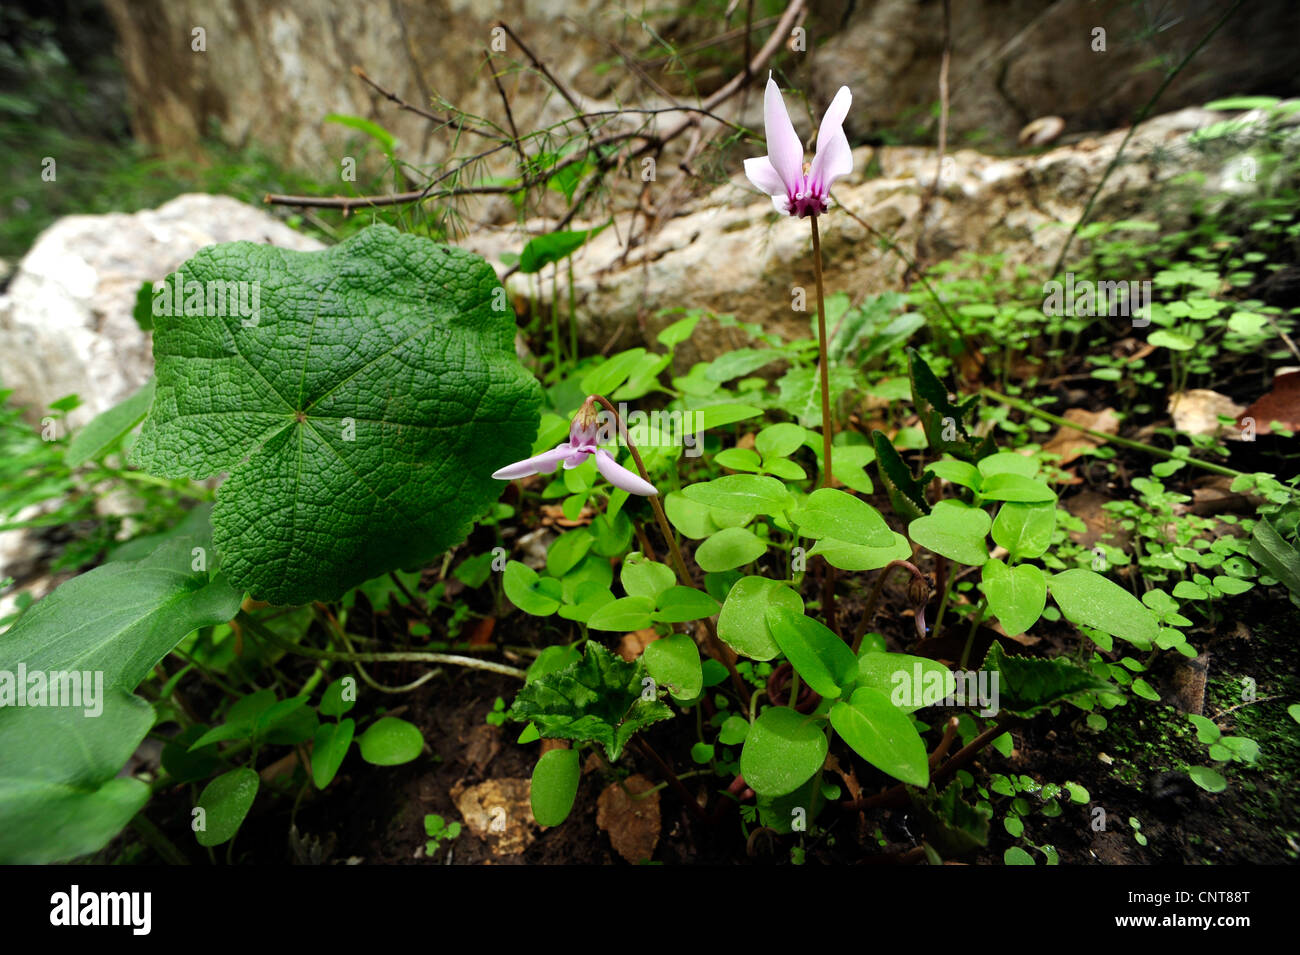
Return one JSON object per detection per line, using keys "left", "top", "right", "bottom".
{"left": 507, "top": 642, "right": 673, "bottom": 760}
{"left": 130, "top": 225, "right": 542, "bottom": 605}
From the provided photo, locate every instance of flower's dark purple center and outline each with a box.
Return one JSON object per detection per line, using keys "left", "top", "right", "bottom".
{"left": 788, "top": 173, "right": 829, "bottom": 218}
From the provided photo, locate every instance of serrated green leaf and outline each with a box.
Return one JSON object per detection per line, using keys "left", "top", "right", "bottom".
{"left": 507, "top": 642, "right": 672, "bottom": 760}
{"left": 872, "top": 430, "right": 931, "bottom": 520}
{"left": 982, "top": 643, "right": 1112, "bottom": 715}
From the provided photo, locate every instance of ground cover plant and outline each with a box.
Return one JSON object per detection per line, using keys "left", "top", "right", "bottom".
{"left": 1, "top": 1, "right": 1297, "bottom": 870}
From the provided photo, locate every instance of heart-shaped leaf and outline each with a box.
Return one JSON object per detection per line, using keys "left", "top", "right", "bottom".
{"left": 717, "top": 576, "right": 803, "bottom": 660}
{"left": 739, "top": 707, "right": 828, "bottom": 798}
{"left": 131, "top": 225, "right": 542, "bottom": 605}
{"left": 980, "top": 559, "right": 1046, "bottom": 636}
{"left": 909, "top": 500, "right": 991, "bottom": 566}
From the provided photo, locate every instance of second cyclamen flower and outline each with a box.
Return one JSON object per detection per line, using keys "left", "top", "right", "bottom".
{"left": 491, "top": 397, "right": 658, "bottom": 496}
{"left": 744, "top": 73, "right": 853, "bottom": 218}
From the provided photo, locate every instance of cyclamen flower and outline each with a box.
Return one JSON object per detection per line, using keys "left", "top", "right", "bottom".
{"left": 492, "top": 398, "right": 658, "bottom": 496}
{"left": 744, "top": 73, "right": 853, "bottom": 218}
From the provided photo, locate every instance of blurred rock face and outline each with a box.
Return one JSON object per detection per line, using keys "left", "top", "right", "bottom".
{"left": 102, "top": 0, "right": 1298, "bottom": 175}
{"left": 0, "top": 194, "right": 322, "bottom": 430}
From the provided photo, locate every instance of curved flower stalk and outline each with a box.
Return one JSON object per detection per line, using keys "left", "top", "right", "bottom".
{"left": 743, "top": 73, "right": 853, "bottom": 218}
{"left": 492, "top": 396, "right": 657, "bottom": 496}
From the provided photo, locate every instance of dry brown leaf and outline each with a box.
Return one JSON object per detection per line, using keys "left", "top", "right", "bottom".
{"left": 461, "top": 722, "right": 501, "bottom": 773}
{"left": 1239, "top": 370, "right": 1300, "bottom": 437}
{"left": 450, "top": 778, "right": 536, "bottom": 856}
{"left": 596, "top": 774, "right": 661, "bottom": 864}
{"left": 618, "top": 628, "right": 660, "bottom": 661}
{"left": 1169, "top": 389, "right": 1245, "bottom": 438}
{"left": 1041, "top": 407, "right": 1119, "bottom": 466}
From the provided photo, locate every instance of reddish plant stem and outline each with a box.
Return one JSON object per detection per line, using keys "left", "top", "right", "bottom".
{"left": 852, "top": 560, "right": 928, "bottom": 653}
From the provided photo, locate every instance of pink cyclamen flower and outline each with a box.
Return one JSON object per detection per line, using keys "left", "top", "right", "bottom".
{"left": 491, "top": 398, "right": 658, "bottom": 496}
{"left": 744, "top": 73, "right": 853, "bottom": 218}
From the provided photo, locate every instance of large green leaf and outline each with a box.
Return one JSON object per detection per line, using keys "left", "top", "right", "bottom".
{"left": 791, "top": 488, "right": 895, "bottom": 548}
{"left": 130, "top": 225, "right": 541, "bottom": 605}
{"left": 0, "top": 690, "right": 152, "bottom": 863}
{"left": 0, "top": 538, "right": 241, "bottom": 691}
{"left": 507, "top": 642, "right": 673, "bottom": 760}
{"left": 1048, "top": 569, "right": 1160, "bottom": 647}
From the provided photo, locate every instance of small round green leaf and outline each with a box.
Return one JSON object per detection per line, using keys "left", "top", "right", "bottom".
{"left": 358, "top": 717, "right": 423, "bottom": 766}
{"left": 643, "top": 633, "right": 703, "bottom": 700}
{"left": 695, "top": 526, "right": 767, "bottom": 572}
{"left": 195, "top": 768, "right": 259, "bottom": 847}
{"left": 717, "top": 576, "right": 803, "bottom": 660}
